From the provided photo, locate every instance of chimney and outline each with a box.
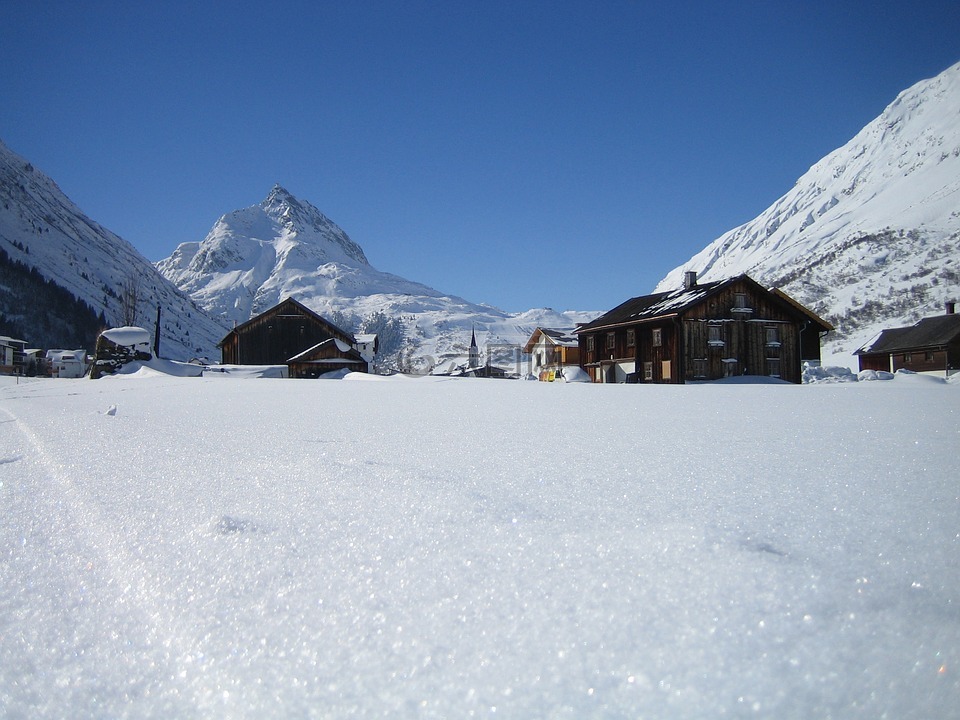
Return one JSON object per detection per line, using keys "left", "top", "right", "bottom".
{"left": 683, "top": 271, "right": 698, "bottom": 290}
{"left": 947, "top": 301, "right": 956, "bottom": 315}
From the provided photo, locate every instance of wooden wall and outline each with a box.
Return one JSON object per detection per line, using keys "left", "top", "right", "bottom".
{"left": 221, "top": 301, "right": 353, "bottom": 365}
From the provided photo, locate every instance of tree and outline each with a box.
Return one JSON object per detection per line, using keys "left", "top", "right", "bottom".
{"left": 119, "top": 274, "right": 141, "bottom": 326}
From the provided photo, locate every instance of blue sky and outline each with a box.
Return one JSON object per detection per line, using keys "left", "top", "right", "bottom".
{"left": 2, "top": 2, "right": 959, "bottom": 313}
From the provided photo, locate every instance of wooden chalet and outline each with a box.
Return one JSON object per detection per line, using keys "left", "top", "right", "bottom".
{"left": 523, "top": 327, "right": 580, "bottom": 381}
{"left": 219, "top": 297, "right": 363, "bottom": 370}
{"left": 575, "top": 272, "right": 832, "bottom": 384}
{"left": 854, "top": 303, "right": 960, "bottom": 377}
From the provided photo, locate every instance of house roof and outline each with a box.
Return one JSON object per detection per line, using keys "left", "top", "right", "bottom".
{"left": 522, "top": 327, "right": 579, "bottom": 353}
{"left": 855, "top": 313, "right": 960, "bottom": 355}
{"left": 220, "top": 297, "right": 355, "bottom": 346}
{"left": 287, "top": 337, "right": 363, "bottom": 363}
{"left": 575, "top": 274, "right": 833, "bottom": 334}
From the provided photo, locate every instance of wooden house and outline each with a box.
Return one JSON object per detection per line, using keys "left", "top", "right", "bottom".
{"left": 0, "top": 335, "right": 27, "bottom": 375}
{"left": 575, "top": 272, "right": 832, "bottom": 384}
{"left": 287, "top": 338, "right": 369, "bottom": 378}
{"left": 854, "top": 303, "right": 960, "bottom": 377}
{"left": 219, "top": 298, "right": 359, "bottom": 368}
{"left": 523, "top": 327, "right": 581, "bottom": 381}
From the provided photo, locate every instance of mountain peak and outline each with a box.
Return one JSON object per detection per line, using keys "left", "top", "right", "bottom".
{"left": 253, "top": 185, "right": 370, "bottom": 267}
{"left": 264, "top": 183, "right": 294, "bottom": 205}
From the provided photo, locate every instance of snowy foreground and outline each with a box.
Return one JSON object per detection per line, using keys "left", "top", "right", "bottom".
{"left": 2, "top": 371, "right": 958, "bottom": 719}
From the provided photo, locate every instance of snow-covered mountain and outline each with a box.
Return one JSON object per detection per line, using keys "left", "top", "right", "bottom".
{"left": 0, "top": 138, "right": 230, "bottom": 359}
{"left": 158, "top": 186, "right": 593, "bottom": 371}
{"left": 656, "top": 60, "right": 960, "bottom": 365}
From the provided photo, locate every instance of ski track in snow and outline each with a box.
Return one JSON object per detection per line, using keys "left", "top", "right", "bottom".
{"left": 0, "top": 404, "right": 215, "bottom": 717}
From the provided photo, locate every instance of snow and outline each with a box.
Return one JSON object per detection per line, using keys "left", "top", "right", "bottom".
{"left": 2, "top": 372, "right": 959, "bottom": 718}
{"left": 101, "top": 326, "right": 153, "bottom": 348}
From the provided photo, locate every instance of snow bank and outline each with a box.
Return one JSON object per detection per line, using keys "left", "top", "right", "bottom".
{"left": 106, "top": 358, "right": 204, "bottom": 378}
{"left": 558, "top": 366, "right": 591, "bottom": 383}
{"left": 803, "top": 364, "right": 859, "bottom": 383}
{"left": 857, "top": 369, "right": 896, "bottom": 382}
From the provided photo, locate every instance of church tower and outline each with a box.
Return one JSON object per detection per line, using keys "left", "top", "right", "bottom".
{"left": 468, "top": 326, "right": 480, "bottom": 368}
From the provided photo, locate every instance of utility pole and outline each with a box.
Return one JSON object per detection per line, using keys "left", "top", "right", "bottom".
{"left": 154, "top": 305, "right": 161, "bottom": 358}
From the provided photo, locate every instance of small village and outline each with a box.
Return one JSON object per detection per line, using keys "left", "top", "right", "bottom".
{"left": 4, "top": 270, "right": 958, "bottom": 383}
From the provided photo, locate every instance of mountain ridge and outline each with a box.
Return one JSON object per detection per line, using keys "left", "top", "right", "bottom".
{"left": 157, "top": 187, "right": 595, "bottom": 371}
{"left": 655, "top": 60, "right": 960, "bottom": 363}
{"left": 0, "top": 138, "right": 230, "bottom": 359}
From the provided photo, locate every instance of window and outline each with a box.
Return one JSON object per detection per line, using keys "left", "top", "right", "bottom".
{"left": 643, "top": 362, "right": 653, "bottom": 381}
{"left": 626, "top": 329, "right": 635, "bottom": 347}
{"left": 652, "top": 328, "right": 662, "bottom": 347}
{"left": 731, "top": 293, "right": 753, "bottom": 316}
{"left": 661, "top": 360, "right": 672, "bottom": 380}
{"left": 766, "top": 358, "right": 781, "bottom": 378}
{"left": 765, "top": 326, "right": 781, "bottom": 346}
{"left": 606, "top": 332, "right": 616, "bottom": 350}
{"left": 708, "top": 324, "right": 724, "bottom": 346}
{"left": 587, "top": 336, "right": 595, "bottom": 352}
{"left": 693, "top": 358, "right": 707, "bottom": 378}
{"left": 925, "top": 351, "right": 935, "bottom": 362}
{"left": 904, "top": 352, "right": 912, "bottom": 362}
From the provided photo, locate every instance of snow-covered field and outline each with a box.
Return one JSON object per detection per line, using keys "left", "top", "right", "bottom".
{"left": 2, "top": 370, "right": 958, "bottom": 719}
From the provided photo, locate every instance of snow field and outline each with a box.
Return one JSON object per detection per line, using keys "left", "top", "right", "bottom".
{"left": 1, "top": 373, "right": 958, "bottom": 718}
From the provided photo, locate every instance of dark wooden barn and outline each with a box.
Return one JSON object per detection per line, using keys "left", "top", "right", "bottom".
{"left": 575, "top": 272, "right": 833, "bottom": 384}
{"left": 219, "top": 297, "right": 357, "bottom": 367}
{"left": 855, "top": 304, "right": 960, "bottom": 377}
{"left": 287, "top": 338, "right": 368, "bottom": 378}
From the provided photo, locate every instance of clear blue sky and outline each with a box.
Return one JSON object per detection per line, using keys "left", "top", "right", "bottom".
{"left": 2, "top": 2, "right": 959, "bottom": 313}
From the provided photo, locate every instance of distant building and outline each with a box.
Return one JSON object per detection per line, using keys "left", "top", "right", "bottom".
{"left": 523, "top": 327, "right": 580, "bottom": 381}
{"left": 355, "top": 334, "right": 379, "bottom": 371}
{"left": 46, "top": 349, "right": 87, "bottom": 378}
{"left": 855, "top": 303, "right": 960, "bottom": 377}
{"left": 575, "top": 272, "right": 832, "bottom": 384}
{"left": 0, "top": 335, "right": 27, "bottom": 375}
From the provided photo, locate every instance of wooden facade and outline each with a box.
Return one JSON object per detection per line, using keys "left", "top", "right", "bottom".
{"left": 855, "top": 307, "right": 960, "bottom": 377}
{"left": 576, "top": 274, "right": 832, "bottom": 384}
{"left": 219, "top": 297, "right": 357, "bottom": 367}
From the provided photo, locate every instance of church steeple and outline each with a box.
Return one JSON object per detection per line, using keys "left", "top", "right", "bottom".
{"left": 469, "top": 326, "right": 480, "bottom": 368}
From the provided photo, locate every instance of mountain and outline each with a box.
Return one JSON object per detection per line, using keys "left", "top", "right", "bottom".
{"left": 0, "top": 139, "right": 229, "bottom": 359}
{"left": 158, "top": 186, "right": 594, "bottom": 372}
{"left": 655, "top": 61, "right": 960, "bottom": 365}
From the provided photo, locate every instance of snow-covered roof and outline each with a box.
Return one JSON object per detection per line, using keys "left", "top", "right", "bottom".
{"left": 575, "top": 278, "right": 734, "bottom": 333}
{"left": 100, "top": 326, "right": 152, "bottom": 347}
{"left": 522, "top": 327, "right": 580, "bottom": 353}
{"left": 854, "top": 313, "right": 960, "bottom": 354}
{"left": 287, "top": 337, "right": 359, "bottom": 363}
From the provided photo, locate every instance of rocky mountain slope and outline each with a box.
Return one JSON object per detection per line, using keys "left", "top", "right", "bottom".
{"left": 0, "top": 139, "right": 230, "bottom": 359}
{"left": 158, "top": 186, "right": 593, "bottom": 371}
{"left": 656, "top": 61, "right": 960, "bottom": 364}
